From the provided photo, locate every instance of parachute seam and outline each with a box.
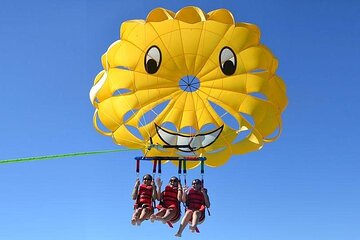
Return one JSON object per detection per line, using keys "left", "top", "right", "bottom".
{"left": 194, "top": 24, "right": 234, "bottom": 79}
{"left": 126, "top": 90, "right": 183, "bottom": 134}
{"left": 153, "top": 91, "right": 183, "bottom": 131}
{"left": 193, "top": 89, "right": 222, "bottom": 127}
{"left": 147, "top": 22, "right": 184, "bottom": 75}
{"left": 192, "top": 22, "right": 206, "bottom": 76}
{"left": 115, "top": 39, "right": 179, "bottom": 83}
{"left": 176, "top": 21, "right": 191, "bottom": 75}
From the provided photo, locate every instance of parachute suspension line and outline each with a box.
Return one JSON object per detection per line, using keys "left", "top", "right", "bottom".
{"left": 138, "top": 145, "right": 151, "bottom": 179}
{"left": 135, "top": 156, "right": 162, "bottom": 179}
{"left": 0, "top": 148, "right": 139, "bottom": 165}
{"left": 120, "top": 92, "right": 153, "bottom": 141}
{"left": 94, "top": 109, "right": 148, "bottom": 148}
{"left": 183, "top": 158, "right": 187, "bottom": 187}
{"left": 178, "top": 159, "right": 182, "bottom": 183}
{"left": 136, "top": 158, "right": 140, "bottom": 179}
{"left": 200, "top": 158, "right": 205, "bottom": 185}
{"left": 134, "top": 156, "right": 206, "bottom": 187}
{"left": 152, "top": 159, "right": 157, "bottom": 179}
{"left": 158, "top": 159, "right": 162, "bottom": 178}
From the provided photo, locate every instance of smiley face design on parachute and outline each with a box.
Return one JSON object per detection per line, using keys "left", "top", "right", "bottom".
{"left": 89, "top": 6, "right": 288, "bottom": 168}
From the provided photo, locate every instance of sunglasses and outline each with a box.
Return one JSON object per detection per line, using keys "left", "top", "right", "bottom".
{"left": 143, "top": 178, "right": 152, "bottom": 181}
{"left": 192, "top": 182, "right": 201, "bottom": 185}
{"left": 170, "top": 179, "right": 178, "bottom": 182}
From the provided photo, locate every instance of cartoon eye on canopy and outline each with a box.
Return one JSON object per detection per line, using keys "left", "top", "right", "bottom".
{"left": 89, "top": 6, "right": 288, "bottom": 169}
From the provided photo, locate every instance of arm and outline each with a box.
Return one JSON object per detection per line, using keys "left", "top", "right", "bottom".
{"left": 201, "top": 188, "right": 210, "bottom": 208}
{"left": 151, "top": 179, "right": 157, "bottom": 200}
{"left": 131, "top": 179, "right": 140, "bottom": 200}
{"left": 155, "top": 177, "right": 162, "bottom": 201}
{"left": 181, "top": 186, "right": 188, "bottom": 203}
{"left": 177, "top": 182, "right": 183, "bottom": 201}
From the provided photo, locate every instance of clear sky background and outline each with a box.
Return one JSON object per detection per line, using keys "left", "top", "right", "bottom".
{"left": 1, "top": 0, "right": 359, "bottom": 239}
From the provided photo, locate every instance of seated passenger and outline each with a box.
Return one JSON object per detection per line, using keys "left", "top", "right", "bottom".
{"left": 131, "top": 174, "right": 156, "bottom": 225}
{"left": 150, "top": 176, "right": 182, "bottom": 225}
{"left": 175, "top": 179, "right": 210, "bottom": 237}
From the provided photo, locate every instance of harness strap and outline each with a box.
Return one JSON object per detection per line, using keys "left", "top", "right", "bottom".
{"left": 201, "top": 159, "right": 205, "bottom": 185}
{"left": 136, "top": 159, "right": 140, "bottom": 178}
{"left": 167, "top": 221, "right": 174, "bottom": 228}
{"left": 152, "top": 159, "right": 157, "bottom": 178}
{"left": 183, "top": 159, "right": 187, "bottom": 186}
{"left": 158, "top": 159, "right": 162, "bottom": 176}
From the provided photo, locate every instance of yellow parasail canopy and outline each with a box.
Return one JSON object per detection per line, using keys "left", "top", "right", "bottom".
{"left": 89, "top": 6, "right": 288, "bottom": 169}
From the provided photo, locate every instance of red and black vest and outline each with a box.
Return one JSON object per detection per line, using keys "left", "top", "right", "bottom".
{"left": 186, "top": 188, "right": 205, "bottom": 211}
{"left": 136, "top": 184, "right": 153, "bottom": 207}
{"left": 162, "top": 185, "right": 178, "bottom": 208}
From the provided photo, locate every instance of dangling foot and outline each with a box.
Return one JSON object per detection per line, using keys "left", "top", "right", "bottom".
{"left": 150, "top": 214, "right": 156, "bottom": 223}
{"left": 131, "top": 218, "right": 136, "bottom": 226}
{"left": 189, "top": 225, "right": 196, "bottom": 232}
{"left": 175, "top": 232, "right": 182, "bottom": 237}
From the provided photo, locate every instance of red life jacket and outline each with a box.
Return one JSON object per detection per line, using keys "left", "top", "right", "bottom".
{"left": 162, "top": 185, "right": 179, "bottom": 208}
{"left": 136, "top": 184, "right": 153, "bottom": 207}
{"left": 186, "top": 188, "right": 205, "bottom": 211}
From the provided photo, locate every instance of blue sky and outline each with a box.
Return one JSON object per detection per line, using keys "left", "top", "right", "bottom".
{"left": 1, "top": 0, "right": 359, "bottom": 239}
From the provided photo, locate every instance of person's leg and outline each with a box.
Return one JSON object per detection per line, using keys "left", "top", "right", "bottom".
{"left": 138, "top": 207, "right": 151, "bottom": 225}
{"left": 190, "top": 210, "right": 201, "bottom": 231}
{"left": 175, "top": 210, "right": 193, "bottom": 237}
{"left": 131, "top": 209, "right": 141, "bottom": 225}
{"left": 150, "top": 208, "right": 166, "bottom": 222}
{"left": 162, "top": 208, "right": 176, "bottom": 222}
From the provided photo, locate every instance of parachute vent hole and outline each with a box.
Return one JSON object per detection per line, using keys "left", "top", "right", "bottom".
{"left": 116, "top": 66, "right": 130, "bottom": 71}
{"left": 207, "top": 146, "right": 226, "bottom": 154}
{"left": 180, "top": 126, "right": 197, "bottom": 135}
{"left": 138, "top": 100, "right": 170, "bottom": 127}
{"left": 161, "top": 122, "right": 177, "bottom": 132}
{"left": 249, "top": 92, "right": 268, "bottom": 101}
{"left": 200, "top": 123, "right": 218, "bottom": 134}
{"left": 232, "top": 129, "right": 251, "bottom": 144}
{"left": 240, "top": 112, "right": 255, "bottom": 127}
{"left": 95, "top": 113, "right": 111, "bottom": 133}
{"left": 112, "top": 88, "right": 131, "bottom": 97}
{"left": 179, "top": 75, "right": 200, "bottom": 92}
{"left": 125, "top": 125, "right": 144, "bottom": 140}
{"left": 265, "top": 126, "right": 280, "bottom": 140}
{"left": 209, "top": 101, "right": 239, "bottom": 130}
{"left": 250, "top": 69, "right": 267, "bottom": 74}
{"left": 123, "top": 109, "right": 138, "bottom": 123}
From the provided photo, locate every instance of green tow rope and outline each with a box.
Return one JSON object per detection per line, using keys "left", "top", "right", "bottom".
{"left": 0, "top": 148, "right": 138, "bottom": 165}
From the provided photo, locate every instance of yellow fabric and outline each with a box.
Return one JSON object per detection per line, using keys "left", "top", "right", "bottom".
{"left": 90, "top": 6, "right": 288, "bottom": 168}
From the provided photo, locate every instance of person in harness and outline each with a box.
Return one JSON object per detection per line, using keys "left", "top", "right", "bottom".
{"left": 175, "top": 179, "right": 210, "bottom": 237}
{"left": 150, "top": 176, "right": 182, "bottom": 225}
{"left": 131, "top": 174, "right": 156, "bottom": 225}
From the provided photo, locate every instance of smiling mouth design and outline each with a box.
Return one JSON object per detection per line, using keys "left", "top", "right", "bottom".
{"left": 155, "top": 124, "right": 223, "bottom": 152}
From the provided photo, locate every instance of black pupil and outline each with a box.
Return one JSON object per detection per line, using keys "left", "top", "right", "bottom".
{"left": 222, "top": 60, "right": 236, "bottom": 76}
{"left": 146, "top": 59, "right": 158, "bottom": 74}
